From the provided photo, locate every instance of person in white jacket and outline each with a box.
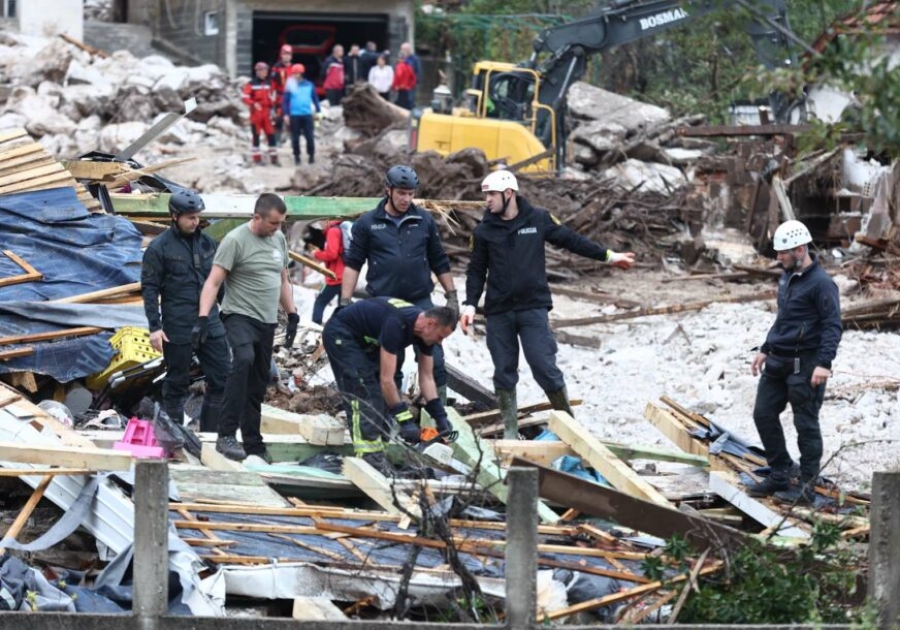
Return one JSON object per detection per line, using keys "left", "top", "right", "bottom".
{"left": 368, "top": 55, "right": 394, "bottom": 100}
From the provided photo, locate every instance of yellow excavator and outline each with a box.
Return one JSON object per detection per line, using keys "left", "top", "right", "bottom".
{"left": 410, "top": 0, "right": 808, "bottom": 174}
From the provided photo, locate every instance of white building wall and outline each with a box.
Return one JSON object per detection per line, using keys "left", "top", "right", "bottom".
{"left": 18, "top": 0, "right": 83, "bottom": 41}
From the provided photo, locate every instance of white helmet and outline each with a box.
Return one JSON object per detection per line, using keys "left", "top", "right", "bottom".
{"left": 481, "top": 170, "right": 518, "bottom": 193}
{"left": 772, "top": 220, "right": 812, "bottom": 251}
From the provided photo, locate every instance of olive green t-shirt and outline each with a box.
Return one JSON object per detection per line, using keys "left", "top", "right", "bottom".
{"left": 214, "top": 223, "right": 288, "bottom": 324}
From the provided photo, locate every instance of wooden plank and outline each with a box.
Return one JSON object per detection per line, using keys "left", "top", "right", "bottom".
{"left": 0, "top": 326, "right": 103, "bottom": 346}
{"left": 0, "top": 162, "right": 63, "bottom": 187}
{"left": 0, "top": 467, "right": 92, "bottom": 476}
{"left": 0, "top": 129, "right": 28, "bottom": 143}
{"left": 6, "top": 371, "right": 38, "bottom": 393}
{"left": 492, "top": 439, "right": 708, "bottom": 468}
{"left": 708, "top": 471, "right": 808, "bottom": 538}
{"left": 449, "top": 408, "right": 559, "bottom": 524}
{"left": 0, "top": 171, "right": 73, "bottom": 195}
{"left": 288, "top": 251, "right": 337, "bottom": 281}
{"left": 50, "top": 282, "right": 141, "bottom": 304}
{"left": 548, "top": 410, "right": 672, "bottom": 507}
{"left": 0, "top": 473, "right": 54, "bottom": 552}
{"left": 0, "top": 142, "right": 44, "bottom": 162}
{"left": 463, "top": 399, "right": 583, "bottom": 426}
{"left": 260, "top": 404, "right": 345, "bottom": 445}
{"left": 0, "top": 250, "right": 42, "bottom": 288}
{"left": 292, "top": 597, "right": 346, "bottom": 621}
{"left": 0, "top": 155, "right": 55, "bottom": 177}
{"left": 0, "top": 441, "right": 132, "bottom": 471}
{"left": 341, "top": 456, "right": 418, "bottom": 519}
{"left": 168, "top": 467, "right": 289, "bottom": 507}
{"left": 446, "top": 362, "right": 497, "bottom": 406}
{"left": 62, "top": 160, "right": 132, "bottom": 181}
{"left": 0, "top": 388, "right": 21, "bottom": 409}
{"left": 643, "top": 403, "right": 710, "bottom": 459}
{"left": 0, "top": 347, "right": 34, "bottom": 361}
{"left": 199, "top": 442, "right": 244, "bottom": 472}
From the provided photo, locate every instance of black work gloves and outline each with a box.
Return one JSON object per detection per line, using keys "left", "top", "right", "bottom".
{"left": 424, "top": 398, "right": 453, "bottom": 435}
{"left": 390, "top": 402, "right": 420, "bottom": 444}
{"left": 285, "top": 312, "right": 300, "bottom": 348}
{"left": 191, "top": 316, "right": 208, "bottom": 351}
{"left": 445, "top": 290, "right": 460, "bottom": 318}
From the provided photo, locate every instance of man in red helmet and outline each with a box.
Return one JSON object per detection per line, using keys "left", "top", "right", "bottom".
{"left": 270, "top": 44, "right": 293, "bottom": 145}
{"left": 282, "top": 63, "right": 321, "bottom": 166}
{"left": 242, "top": 61, "right": 279, "bottom": 165}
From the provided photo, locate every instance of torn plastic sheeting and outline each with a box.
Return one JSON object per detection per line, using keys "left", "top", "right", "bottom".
{"left": 202, "top": 562, "right": 507, "bottom": 609}
{"left": 0, "top": 186, "right": 142, "bottom": 302}
{"left": 0, "top": 302, "right": 148, "bottom": 330}
{"left": 0, "top": 324, "right": 113, "bottom": 381}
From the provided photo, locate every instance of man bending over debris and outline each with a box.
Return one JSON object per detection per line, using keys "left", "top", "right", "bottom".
{"left": 323, "top": 298, "right": 457, "bottom": 475}
{"left": 341, "top": 165, "right": 458, "bottom": 402}
{"left": 746, "top": 220, "right": 841, "bottom": 506}
{"left": 197, "top": 193, "right": 300, "bottom": 462}
{"left": 461, "top": 170, "right": 635, "bottom": 439}
{"left": 141, "top": 189, "right": 228, "bottom": 432}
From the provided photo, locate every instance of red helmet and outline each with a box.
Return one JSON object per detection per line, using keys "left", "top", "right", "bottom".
{"left": 280, "top": 44, "right": 292, "bottom": 55}
{"left": 291, "top": 63, "right": 305, "bottom": 75}
{"left": 254, "top": 61, "right": 269, "bottom": 72}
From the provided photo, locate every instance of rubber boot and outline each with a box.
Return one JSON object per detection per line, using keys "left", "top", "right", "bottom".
{"left": 497, "top": 388, "right": 518, "bottom": 440}
{"left": 546, "top": 386, "right": 574, "bottom": 418}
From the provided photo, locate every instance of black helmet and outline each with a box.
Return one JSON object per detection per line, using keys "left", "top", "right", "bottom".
{"left": 384, "top": 165, "right": 419, "bottom": 190}
{"left": 169, "top": 189, "right": 205, "bottom": 215}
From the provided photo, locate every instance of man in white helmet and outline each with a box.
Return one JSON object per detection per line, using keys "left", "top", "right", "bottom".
{"left": 746, "top": 219, "right": 842, "bottom": 506}
{"left": 460, "top": 170, "right": 635, "bottom": 439}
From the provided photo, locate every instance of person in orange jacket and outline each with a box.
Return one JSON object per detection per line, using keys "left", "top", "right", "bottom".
{"left": 309, "top": 220, "right": 346, "bottom": 324}
{"left": 242, "top": 61, "right": 279, "bottom": 165}
{"left": 270, "top": 44, "right": 294, "bottom": 145}
{"left": 392, "top": 51, "right": 417, "bottom": 110}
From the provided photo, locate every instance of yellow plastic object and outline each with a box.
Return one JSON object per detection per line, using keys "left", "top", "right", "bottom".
{"left": 415, "top": 111, "right": 553, "bottom": 173}
{"left": 86, "top": 327, "right": 162, "bottom": 389}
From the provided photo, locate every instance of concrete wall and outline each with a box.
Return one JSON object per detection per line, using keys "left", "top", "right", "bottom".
{"left": 154, "top": 0, "right": 229, "bottom": 67}
{"left": 18, "top": 0, "right": 82, "bottom": 41}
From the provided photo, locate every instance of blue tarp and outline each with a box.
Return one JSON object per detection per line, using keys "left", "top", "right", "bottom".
{"left": 0, "top": 187, "right": 143, "bottom": 381}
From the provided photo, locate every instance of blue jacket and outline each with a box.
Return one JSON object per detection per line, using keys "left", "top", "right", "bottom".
{"left": 344, "top": 199, "right": 451, "bottom": 302}
{"left": 761, "top": 253, "right": 842, "bottom": 369}
{"left": 283, "top": 77, "right": 321, "bottom": 116}
{"left": 465, "top": 196, "right": 608, "bottom": 316}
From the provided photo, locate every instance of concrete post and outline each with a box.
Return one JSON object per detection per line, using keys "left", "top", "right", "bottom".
{"left": 133, "top": 460, "right": 169, "bottom": 625}
{"left": 869, "top": 471, "right": 900, "bottom": 629}
{"left": 505, "top": 467, "right": 538, "bottom": 629}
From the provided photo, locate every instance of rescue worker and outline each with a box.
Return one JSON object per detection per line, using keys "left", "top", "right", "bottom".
{"left": 460, "top": 171, "right": 635, "bottom": 439}
{"left": 310, "top": 220, "right": 345, "bottom": 325}
{"left": 323, "top": 298, "right": 456, "bottom": 474}
{"left": 282, "top": 63, "right": 321, "bottom": 166}
{"left": 341, "top": 165, "right": 458, "bottom": 400}
{"left": 746, "top": 220, "right": 842, "bottom": 505}
{"left": 270, "top": 44, "right": 294, "bottom": 145}
{"left": 197, "top": 193, "right": 300, "bottom": 462}
{"left": 140, "top": 189, "right": 228, "bottom": 432}
{"left": 399, "top": 42, "right": 421, "bottom": 107}
{"left": 322, "top": 44, "right": 345, "bottom": 106}
{"left": 242, "top": 61, "right": 279, "bottom": 165}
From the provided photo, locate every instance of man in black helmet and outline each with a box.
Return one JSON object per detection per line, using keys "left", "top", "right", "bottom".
{"left": 341, "top": 165, "right": 457, "bottom": 400}
{"left": 141, "top": 189, "right": 229, "bottom": 432}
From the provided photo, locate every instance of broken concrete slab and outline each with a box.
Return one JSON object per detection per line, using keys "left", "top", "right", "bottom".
{"left": 568, "top": 81, "right": 671, "bottom": 130}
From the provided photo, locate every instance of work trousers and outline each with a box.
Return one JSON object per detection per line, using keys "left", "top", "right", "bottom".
{"left": 486, "top": 307, "right": 565, "bottom": 392}
{"left": 325, "top": 88, "right": 343, "bottom": 106}
{"left": 396, "top": 89, "right": 413, "bottom": 110}
{"left": 391, "top": 296, "right": 446, "bottom": 391}
{"left": 312, "top": 284, "right": 341, "bottom": 325}
{"left": 288, "top": 115, "right": 315, "bottom": 162}
{"left": 218, "top": 313, "right": 276, "bottom": 456}
{"left": 323, "top": 319, "right": 387, "bottom": 455}
{"left": 752, "top": 352, "right": 826, "bottom": 482}
{"left": 161, "top": 336, "right": 229, "bottom": 432}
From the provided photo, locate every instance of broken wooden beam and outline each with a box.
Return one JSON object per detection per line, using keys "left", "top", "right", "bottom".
{"left": 547, "top": 410, "right": 672, "bottom": 507}
{"left": 446, "top": 362, "right": 497, "bottom": 406}
{"left": 0, "top": 441, "right": 132, "bottom": 471}
{"left": 0, "top": 250, "right": 43, "bottom": 288}
{"left": 260, "top": 404, "right": 345, "bottom": 445}
{"left": 341, "top": 456, "right": 419, "bottom": 519}
{"left": 0, "top": 326, "right": 104, "bottom": 346}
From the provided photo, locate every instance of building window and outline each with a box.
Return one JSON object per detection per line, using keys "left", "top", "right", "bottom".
{"left": 3, "top": 0, "right": 16, "bottom": 18}
{"left": 204, "top": 11, "right": 219, "bottom": 36}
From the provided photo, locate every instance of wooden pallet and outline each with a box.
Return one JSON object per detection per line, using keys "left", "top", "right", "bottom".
{"left": 0, "top": 128, "right": 99, "bottom": 211}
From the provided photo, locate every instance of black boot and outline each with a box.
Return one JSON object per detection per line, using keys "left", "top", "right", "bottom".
{"left": 216, "top": 435, "right": 247, "bottom": 461}
{"left": 361, "top": 451, "right": 393, "bottom": 477}
{"left": 745, "top": 469, "right": 790, "bottom": 497}
{"left": 773, "top": 478, "right": 816, "bottom": 506}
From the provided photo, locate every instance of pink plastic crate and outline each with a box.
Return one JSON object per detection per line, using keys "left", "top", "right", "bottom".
{"left": 113, "top": 418, "right": 165, "bottom": 459}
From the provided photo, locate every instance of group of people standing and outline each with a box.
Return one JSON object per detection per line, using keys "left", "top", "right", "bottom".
{"left": 241, "top": 40, "right": 423, "bottom": 167}
{"left": 143, "top": 166, "right": 840, "bottom": 502}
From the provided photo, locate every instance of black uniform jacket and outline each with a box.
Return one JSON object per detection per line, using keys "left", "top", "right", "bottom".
{"left": 141, "top": 226, "right": 224, "bottom": 344}
{"left": 761, "top": 253, "right": 842, "bottom": 369}
{"left": 465, "top": 196, "right": 609, "bottom": 316}
{"left": 344, "top": 198, "right": 451, "bottom": 302}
